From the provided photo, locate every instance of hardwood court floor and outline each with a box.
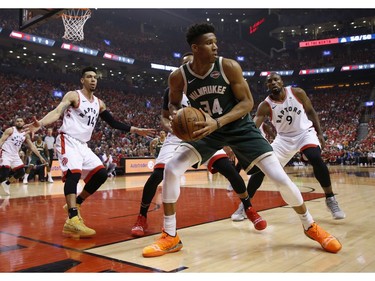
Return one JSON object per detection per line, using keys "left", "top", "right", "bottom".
{"left": 0, "top": 165, "right": 375, "bottom": 277}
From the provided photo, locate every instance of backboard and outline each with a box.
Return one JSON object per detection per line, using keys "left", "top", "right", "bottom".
{"left": 19, "top": 9, "right": 64, "bottom": 31}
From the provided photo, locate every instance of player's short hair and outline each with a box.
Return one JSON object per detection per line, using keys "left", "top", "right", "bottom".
{"left": 186, "top": 23, "right": 215, "bottom": 46}
{"left": 81, "top": 66, "right": 97, "bottom": 77}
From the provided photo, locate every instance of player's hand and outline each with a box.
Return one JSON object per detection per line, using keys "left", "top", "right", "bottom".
{"left": 40, "top": 158, "right": 47, "bottom": 164}
{"left": 23, "top": 116, "right": 42, "bottom": 135}
{"left": 132, "top": 127, "right": 157, "bottom": 137}
{"left": 318, "top": 134, "right": 326, "bottom": 150}
{"left": 192, "top": 109, "right": 217, "bottom": 140}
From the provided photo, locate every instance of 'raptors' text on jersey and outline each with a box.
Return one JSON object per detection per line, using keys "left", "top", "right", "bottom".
{"left": 59, "top": 90, "right": 100, "bottom": 143}
{"left": 265, "top": 86, "right": 313, "bottom": 137}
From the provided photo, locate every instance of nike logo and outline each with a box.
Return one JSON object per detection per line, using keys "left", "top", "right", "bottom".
{"left": 271, "top": 105, "right": 277, "bottom": 109}
{"left": 82, "top": 100, "right": 87, "bottom": 102}
{"left": 188, "top": 78, "right": 196, "bottom": 84}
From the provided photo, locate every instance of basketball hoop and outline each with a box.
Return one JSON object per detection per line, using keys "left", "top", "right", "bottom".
{"left": 61, "top": 8, "right": 91, "bottom": 42}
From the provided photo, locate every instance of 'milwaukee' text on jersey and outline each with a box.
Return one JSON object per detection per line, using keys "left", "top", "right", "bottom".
{"left": 188, "top": 85, "right": 227, "bottom": 101}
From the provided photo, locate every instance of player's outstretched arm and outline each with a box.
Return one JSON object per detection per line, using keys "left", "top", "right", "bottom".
{"left": 99, "top": 110, "right": 156, "bottom": 137}
{"left": 23, "top": 91, "right": 76, "bottom": 134}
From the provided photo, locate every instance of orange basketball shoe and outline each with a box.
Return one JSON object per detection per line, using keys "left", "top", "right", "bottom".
{"left": 245, "top": 206, "right": 267, "bottom": 230}
{"left": 142, "top": 230, "right": 183, "bottom": 257}
{"left": 304, "top": 222, "right": 342, "bottom": 253}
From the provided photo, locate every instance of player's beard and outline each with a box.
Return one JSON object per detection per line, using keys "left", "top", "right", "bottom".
{"left": 271, "top": 87, "right": 282, "bottom": 95}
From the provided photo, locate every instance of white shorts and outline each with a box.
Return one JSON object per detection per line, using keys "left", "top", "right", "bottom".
{"left": 154, "top": 134, "right": 228, "bottom": 174}
{"left": 0, "top": 150, "right": 24, "bottom": 170}
{"left": 55, "top": 133, "right": 104, "bottom": 181}
{"left": 154, "top": 134, "right": 181, "bottom": 169}
{"left": 272, "top": 128, "right": 320, "bottom": 167}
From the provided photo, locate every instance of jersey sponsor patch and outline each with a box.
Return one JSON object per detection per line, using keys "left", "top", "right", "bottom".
{"left": 210, "top": 71, "right": 220, "bottom": 79}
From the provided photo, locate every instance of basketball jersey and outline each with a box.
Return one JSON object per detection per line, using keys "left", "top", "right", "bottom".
{"left": 33, "top": 141, "right": 46, "bottom": 157}
{"left": 265, "top": 86, "right": 313, "bottom": 137}
{"left": 1, "top": 127, "right": 25, "bottom": 154}
{"left": 181, "top": 56, "right": 254, "bottom": 138}
{"left": 181, "top": 57, "right": 242, "bottom": 121}
{"left": 154, "top": 138, "right": 164, "bottom": 158}
{"left": 59, "top": 90, "right": 100, "bottom": 143}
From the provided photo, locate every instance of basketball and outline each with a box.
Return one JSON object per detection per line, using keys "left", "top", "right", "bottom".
{"left": 171, "top": 107, "right": 206, "bottom": 141}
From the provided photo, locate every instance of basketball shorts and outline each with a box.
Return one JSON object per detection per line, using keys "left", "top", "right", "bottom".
{"left": 154, "top": 134, "right": 181, "bottom": 169}
{"left": 272, "top": 127, "right": 320, "bottom": 167}
{"left": 0, "top": 150, "right": 24, "bottom": 170}
{"left": 55, "top": 133, "right": 104, "bottom": 179}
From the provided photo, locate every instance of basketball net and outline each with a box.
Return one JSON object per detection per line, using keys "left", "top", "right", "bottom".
{"left": 62, "top": 8, "right": 91, "bottom": 42}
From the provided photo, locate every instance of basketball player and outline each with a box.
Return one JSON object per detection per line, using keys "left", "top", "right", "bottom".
{"left": 23, "top": 134, "right": 50, "bottom": 184}
{"left": 23, "top": 66, "right": 156, "bottom": 238}
{"left": 142, "top": 23, "right": 342, "bottom": 257}
{"left": 0, "top": 117, "right": 47, "bottom": 195}
{"left": 131, "top": 53, "right": 265, "bottom": 237}
{"left": 150, "top": 130, "right": 166, "bottom": 158}
{"left": 44, "top": 127, "right": 56, "bottom": 183}
{"left": 231, "top": 72, "right": 345, "bottom": 221}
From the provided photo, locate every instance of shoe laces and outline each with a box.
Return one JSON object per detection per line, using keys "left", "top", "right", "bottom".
{"left": 149, "top": 232, "right": 177, "bottom": 249}
{"left": 309, "top": 223, "right": 329, "bottom": 239}
{"left": 326, "top": 197, "right": 341, "bottom": 213}
{"left": 69, "top": 217, "right": 87, "bottom": 230}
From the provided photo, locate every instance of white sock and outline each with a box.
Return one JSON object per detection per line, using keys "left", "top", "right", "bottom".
{"left": 299, "top": 210, "right": 314, "bottom": 230}
{"left": 24, "top": 174, "right": 29, "bottom": 179}
{"left": 163, "top": 214, "right": 176, "bottom": 236}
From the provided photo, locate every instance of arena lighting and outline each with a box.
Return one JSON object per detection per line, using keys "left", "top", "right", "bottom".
{"left": 9, "top": 30, "right": 55, "bottom": 47}
{"left": 299, "top": 33, "right": 375, "bottom": 48}
{"left": 260, "top": 70, "right": 294, "bottom": 76}
{"left": 249, "top": 17, "right": 266, "bottom": 34}
{"left": 299, "top": 67, "right": 335, "bottom": 75}
{"left": 341, "top": 63, "right": 375, "bottom": 71}
{"left": 61, "top": 43, "right": 99, "bottom": 56}
{"left": 150, "top": 63, "right": 177, "bottom": 71}
{"left": 103, "top": 52, "right": 135, "bottom": 64}
{"left": 242, "top": 71, "right": 255, "bottom": 77}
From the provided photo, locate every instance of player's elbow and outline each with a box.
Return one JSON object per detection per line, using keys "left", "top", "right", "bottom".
{"left": 242, "top": 99, "right": 253, "bottom": 113}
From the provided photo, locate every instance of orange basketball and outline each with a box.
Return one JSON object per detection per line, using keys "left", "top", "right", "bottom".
{"left": 171, "top": 107, "right": 206, "bottom": 141}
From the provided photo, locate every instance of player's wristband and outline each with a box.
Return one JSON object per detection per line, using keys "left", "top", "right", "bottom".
{"left": 215, "top": 118, "right": 221, "bottom": 129}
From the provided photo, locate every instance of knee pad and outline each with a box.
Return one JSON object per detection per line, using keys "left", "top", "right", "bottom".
{"left": 84, "top": 168, "right": 107, "bottom": 194}
{"left": 162, "top": 146, "right": 198, "bottom": 203}
{"left": 12, "top": 168, "right": 25, "bottom": 179}
{"left": 64, "top": 170, "right": 81, "bottom": 196}
{"left": 257, "top": 154, "right": 304, "bottom": 207}
{"left": 0, "top": 166, "right": 11, "bottom": 182}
